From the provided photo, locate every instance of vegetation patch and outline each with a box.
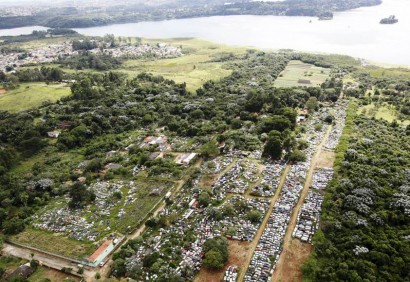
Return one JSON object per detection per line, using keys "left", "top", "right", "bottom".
{"left": 0, "top": 83, "right": 71, "bottom": 113}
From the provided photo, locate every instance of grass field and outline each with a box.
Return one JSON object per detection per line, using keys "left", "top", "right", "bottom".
{"left": 10, "top": 228, "right": 96, "bottom": 260}
{"left": 0, "top": 82, "right": 71, "bottom": 113}
{"left": 358, "top": 103, "right": 410, "bottom": 126}
{"left": 113, "top": 179, "right": 174, "bottom": 234}
{"left": 19, "top": 38, "right": 247, "bottom": 93}
{"left": 122, "top": 38, "right": 247, "bottom": 92}
{"left": 274, "top": 60, "right": 330, "bottom": 88}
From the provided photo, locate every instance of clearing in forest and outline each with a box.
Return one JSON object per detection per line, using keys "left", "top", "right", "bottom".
{"left": 121, "top": 38, "right": 247, "bottom": 93}
{"left": 0, "top": 82, "right": 71, "bottom": 113}
{"left": 274, "top": 60, "right": 330, "bottom": 88}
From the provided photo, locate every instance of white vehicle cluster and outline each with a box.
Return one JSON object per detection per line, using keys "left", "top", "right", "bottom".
{"left": 311, "top": 168, "right": 334, "bottom": 190}
{"left": 245, "top": 106, "right": 342, "bottom": 281}
{"left": 325, "top": 101, "right": 348, "bottom": 150}
{"left": 212, "top": 159, "right": 259, "bottom": 195}
{"left": 293, "top": 191, "right": 323, "bottom": 243}
{"left": 252, "top": 161, "right": 286, "bottom": 197}
{"left": 0, "top": 42, "right": 77, "bottom": 72}
{"left": 93, "top": 43, "right": 182, "bottom": 59}
{"left": 32, "top": 181, "right": 127, "bottom": 241}
{"left": 224, "top": 266, "right": 239, "bottom": 282}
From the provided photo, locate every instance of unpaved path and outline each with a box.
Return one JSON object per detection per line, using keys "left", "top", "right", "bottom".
{"left": 2, "top": 243, "right": 92, "bottom": 279}
{"left": 236, "top": 164, "right": 291, "bottom": 282}
{"left": 272, "top": 125, "right": 332, "bottom": 282}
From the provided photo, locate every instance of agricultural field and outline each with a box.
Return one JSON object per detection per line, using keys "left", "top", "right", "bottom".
{"left": 274, "top": 60, "right": 330, "bottom": 88}
{"left": 0, "top": 82, "right": 71, "bottom": 112}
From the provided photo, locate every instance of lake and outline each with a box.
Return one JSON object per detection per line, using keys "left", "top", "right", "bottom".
{"left": 1, "top": 0, "right": 409, "bottom": 66}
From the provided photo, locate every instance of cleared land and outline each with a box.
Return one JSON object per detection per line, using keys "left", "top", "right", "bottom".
{"left": 271, "top": 239, "right": 312, "bottom": 282}
{"left": 0, "top": 83, "right": 71, "bottom": 113}
{"left": 195, "top": 240, "right": 251, "bottom": 282}
{"left": 274, "top": 60, "right": 330, "bottom": 88}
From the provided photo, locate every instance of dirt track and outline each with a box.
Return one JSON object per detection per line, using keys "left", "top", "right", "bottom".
{"left": 2, "top": 243, "right": 93, "bottom": 279}
{"left": 236, "top": 164, "right": 291, "bottom": 282}
{"left": 272, "top": 126, "right": 332, "bottom": 282}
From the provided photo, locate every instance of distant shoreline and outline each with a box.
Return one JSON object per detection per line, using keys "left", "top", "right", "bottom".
{"left": 0, "top": 0, "right": 382, "bottom": 30}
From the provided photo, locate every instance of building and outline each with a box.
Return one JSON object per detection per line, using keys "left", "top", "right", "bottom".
{"left": 175, "top": 153, "right": 198, "bottom": 166}
{"left": 47, "top": 130, "right": 61, "bottom": 138}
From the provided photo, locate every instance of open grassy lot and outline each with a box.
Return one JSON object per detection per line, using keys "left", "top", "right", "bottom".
{"left": 16, "top": 36, "right": 82, "bottom": 49}
{"left": 122, "top": 38, "right": 247, "bottom": 92}
{"left": 274, "top": 60, "right": 330, "bottom": 88}
{"left": 0, "top": 255, "right": 79, "bottom": 281}
{"left": 10, "top": 228, "right": 95, "bottom": 260}
{"left": 0, "top": 256, "right": 27, "bottom": 272}
{"left": 366, "top": 67, "right": 410, "bottom": 79}
{"left": 358, "top": 103, "right": 410, "bottom": 126}
{"left": 19, "top": 38, "right": 247, "bottom": 93}
{"left": 0, "top": 82, "right": 71, "bottom": 113}
{"left": 114, "top": 179, "right": 175, "bottom": 234}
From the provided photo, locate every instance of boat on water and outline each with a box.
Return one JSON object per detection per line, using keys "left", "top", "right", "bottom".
{"left": 380, "top": 15, "right": 398, "bottom": 24}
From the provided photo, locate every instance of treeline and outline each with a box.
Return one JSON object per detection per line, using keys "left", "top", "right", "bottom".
{"left": 0, "top": 29, "right": 78, "bottom": 45}
{"left": 1, "top": 67, "right": 67, "bottom": 90}
{"left": 303, "top": 117, "right": 410, "bottom": 281}
{"left": 58, "top": 52, "right": 123, "bottom": 71}
{"left": 0, "top": 0, "right": 381, "bottom": 29}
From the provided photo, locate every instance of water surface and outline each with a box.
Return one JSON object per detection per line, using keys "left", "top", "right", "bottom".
{"left": 0, "top": 0, "right": 409, "bottom": 65}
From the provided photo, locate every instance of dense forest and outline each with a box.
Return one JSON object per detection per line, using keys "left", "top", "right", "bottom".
{"left": 0, "top": 0, "right": 381, "bottom": 29}
{"left": 303, "top": 108, "right": 410, "bottom": 281}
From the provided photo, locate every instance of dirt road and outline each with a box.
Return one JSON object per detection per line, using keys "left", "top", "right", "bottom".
{"left": 271, "top": 126, "right": 332, "bottom": 282}
{"left": 236, "top": 164, "right": 291, "bottom": 282}
{"left": 2, "top": 243, "right": 92, "bottom": 279}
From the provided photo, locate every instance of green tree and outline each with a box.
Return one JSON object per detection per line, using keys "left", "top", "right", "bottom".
{"left": 263, "top": 135, "right": 282, "bottom": 160}
{"left": 200, "top": 142, "right": 219, "bottom": 158}
{"left": 306, "top": 96, "right": 318, "bottom": 113}
{"left": 2, "top": 218, "right": 25, "bottom": 234}
{"left": 203, "top": 250, "right": 225, "bottom": 269}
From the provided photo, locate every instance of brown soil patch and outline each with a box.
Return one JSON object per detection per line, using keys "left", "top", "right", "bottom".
{"left": 195, "top": 240, "right": 251, "bottom": 282}
{"left": 0, "top": 88, "right": 6, "bottom": 95}
{"left": 272, "top": 239, "right": 312, "bottom": 282}
{"left": 316, "top": 150, "right": 335, "bottom": 168}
